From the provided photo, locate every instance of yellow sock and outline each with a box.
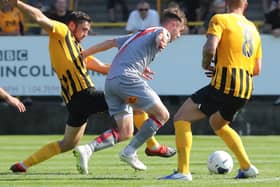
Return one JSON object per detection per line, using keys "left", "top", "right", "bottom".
{"left": 215, "top": 125, "right": 251, "bottom": 170}
{"left": 23, "top": 141, "right": 61, "bottom": 168}
{"left": 175, "top": 120, "right": 192, "bottom": 174}
{"left": 133, "top": 112, "right": 160, "bottom": 149}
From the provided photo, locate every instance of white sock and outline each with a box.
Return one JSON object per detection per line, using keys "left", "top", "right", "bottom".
{"left": 87, "top": 143, "right": 95, "bottom": 153}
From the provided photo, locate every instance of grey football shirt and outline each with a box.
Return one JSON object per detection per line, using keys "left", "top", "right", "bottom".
{"left": 107, "top": 27, "right": 170, "bottom": 79}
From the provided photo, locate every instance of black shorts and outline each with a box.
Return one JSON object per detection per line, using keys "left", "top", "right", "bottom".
{"left": 191, "top": 85, "right": 248, "bottom": 121}
{"left": 66, "top": 88, "right": 108, "bottom": 127}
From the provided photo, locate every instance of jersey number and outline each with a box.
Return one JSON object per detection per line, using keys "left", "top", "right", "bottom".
{"left": 242, "top": 27, "right": 254, "bottom": 58}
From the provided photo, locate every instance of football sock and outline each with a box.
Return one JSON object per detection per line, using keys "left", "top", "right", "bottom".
{"left": 133, "top": 112, "right": 160, "bottom": 150}
{"left": 125, "top": 117, "right": 161, "bottom": 155}
{"left": 23, "top": 141, "right": 61, "bottom": 168}
{"left": 175, "top": 120, "right": 192, "bottom": 174}
{"left": 215, "top": 125, "right": 251, "bottom": 170}
{"left": 88, "top": 128, "right": 120, "bottom": 152}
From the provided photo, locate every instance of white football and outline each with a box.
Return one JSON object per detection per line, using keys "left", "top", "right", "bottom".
{"left": 208, "top": 150, "right": 233, "bottom": 174}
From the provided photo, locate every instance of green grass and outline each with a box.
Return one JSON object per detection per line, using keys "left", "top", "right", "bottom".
{"left": 0, "top": 135, "right": 280, "bottom": 187}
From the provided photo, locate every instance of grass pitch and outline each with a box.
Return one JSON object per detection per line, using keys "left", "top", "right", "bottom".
{"left": 0, "top": 135, "right": 279, "bottom": 187}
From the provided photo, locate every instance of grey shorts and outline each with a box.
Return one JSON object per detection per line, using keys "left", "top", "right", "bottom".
{"left": 104, "top": 75, "right": 161, "bottom": 116}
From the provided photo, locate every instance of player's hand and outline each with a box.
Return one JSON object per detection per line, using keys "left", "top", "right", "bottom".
{"left": 156, "top": 31, "right": 169, "bottom": 51}
{"left": 204, "top": 66, "right": 215, "bottom": 78}
{"left": 6, "top": 96, "right": 26, "bottom": 112}
{"left": 142, "top": 67, "right": 155, "bottom": 80}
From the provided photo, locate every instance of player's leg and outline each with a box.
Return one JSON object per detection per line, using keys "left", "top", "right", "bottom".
{"left": 115, "top": 111, "right": 150, "bottom": 170}
{"left": 210, "top": 112, "right": 258, "bottom": 178}
{"left": 76, "top": 90, "right": 121, "bottom": 152}
{"left": 73, "top": 87, "right": 134, "bottom": 173}
{"left": 11, "top": 88, "right": 91, "bottom": 173}
{"left": 133, "top": 110, "right": 176, "bottom": 158}
{"left": 121, "top": 99, "right": 169, "bottom": 170}
{"left": 162, "top": 85, "right": 222, "bottom": 180}
{"left": 10, "top": 123, "right": 86, "bottom": 173}
{"left": 160, "top": 97, "right": 206, "bottom": 180}
{"left": 74, "top": 109, "right": 175, "bottom": 175}
{"left": 134, "top": 110, "right": 158, "bottom": 148}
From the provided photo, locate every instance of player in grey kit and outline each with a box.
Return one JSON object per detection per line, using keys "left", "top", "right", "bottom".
{"left": 79, "top": 7, "right": 186, "bottom": 171}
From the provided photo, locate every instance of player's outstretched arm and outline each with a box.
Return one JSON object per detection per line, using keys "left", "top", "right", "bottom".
{"left": 85, "top": 56, "right": 110, "bottom": 75}
{"left": 0, "top": 88, "right": 26, "bottom": 112}
{"left": 82, "top": 39, "right": 118, "bottom": 58}
{"left": 2, "top": 0, "right": 53, "bottom": 32}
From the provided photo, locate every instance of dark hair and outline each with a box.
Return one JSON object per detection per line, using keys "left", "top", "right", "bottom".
{"left": 161, "top": 7, "right": 186, "bottom": 24}
{"left": 66, "top": 11, "right": 91, "bottom": 25}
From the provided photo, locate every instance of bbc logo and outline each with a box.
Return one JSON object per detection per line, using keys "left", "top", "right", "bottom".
{"left": 0, "top": 50, "right": 28, "bottom": 61}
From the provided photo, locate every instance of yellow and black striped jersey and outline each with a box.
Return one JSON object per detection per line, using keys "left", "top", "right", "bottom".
{"left": 207, "top": 13, "right": 262, "bottom": 99}
{"left": 48, "top": 21, "right": 94, "bottom": 103}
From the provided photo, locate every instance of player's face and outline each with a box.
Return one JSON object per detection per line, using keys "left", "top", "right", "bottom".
{"left": 169, "top": 20, "right": 184, "bottom": 41}
{"left": 72, "top": 21, "right": 91, "bottom": 42}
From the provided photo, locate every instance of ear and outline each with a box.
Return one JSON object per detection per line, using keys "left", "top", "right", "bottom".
{"left": 68, "top": 21, "right": 76, "bottom": 31}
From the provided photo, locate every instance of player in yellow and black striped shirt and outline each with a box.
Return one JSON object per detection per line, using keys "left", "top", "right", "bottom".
{"left": 207, "top": 12, "right": 262, "bottom": 99}
{"left": 48, "top": 20, "right": 94, "bottom": 104}
{"left": 163, "top": 0, "right": 262, "bottom": 180}
{"left": 7, "top": 0, "right": 176, "bottom": 174}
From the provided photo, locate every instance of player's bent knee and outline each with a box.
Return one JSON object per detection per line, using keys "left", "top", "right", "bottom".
{"left": 119, "top": 129, "right": 133, "bottom": 141}
{"left": 59, "top": 140, "right": 78, "bottom": 152}
{"left": 161, "top": 110, "right": 170, "bottom": 125}
{"left": 158, "top": 110, "right": 170, "bottom": 126}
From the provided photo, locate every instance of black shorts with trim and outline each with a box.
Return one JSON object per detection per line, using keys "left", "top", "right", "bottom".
{"left": 66, "top": 87, "right": 108, "bottom": 127}
{"left": 190, "top": 85, "right": 248, "bottom": 121}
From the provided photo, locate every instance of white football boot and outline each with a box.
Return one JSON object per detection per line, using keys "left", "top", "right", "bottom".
{"left": 73, "top": 145, "right": 92, "bottom": 174}
{"left": 119, "top": 150, "right": 147, "bottom": 171}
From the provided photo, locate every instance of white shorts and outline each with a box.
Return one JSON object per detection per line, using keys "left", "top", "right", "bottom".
{"left": 104, "top": 75, "right": 161, "bottom": 116}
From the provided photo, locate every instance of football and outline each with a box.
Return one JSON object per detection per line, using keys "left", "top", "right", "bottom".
{"left": 208, "top": 150, "right": 233, "bottom": 174}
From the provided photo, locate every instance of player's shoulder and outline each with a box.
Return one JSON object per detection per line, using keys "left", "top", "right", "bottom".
{"left": 52, "top": 20, "right": 67, "bottom": 28}
{"left": 52, "top": 20, "right": 68, "bottom": 32}
{"left": 244, "top": 17, "right": 257, "bottom": 27}
{"left": 208, "top": 13, "right": 229, "bottom": 27}
{"left": 211, "top": 13, "right": 227, "bottom": 20}
{"left": 149, "top": 26, "right": 170, "bottom": 41}
{"left": 150, "top": 26, "right": 167, "bottom": 36}
{"left": 49, "top": 20, "right": 69, "bottom": 37}
{"left": 240, "top": 16, "right": 260, "bottom": 34}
